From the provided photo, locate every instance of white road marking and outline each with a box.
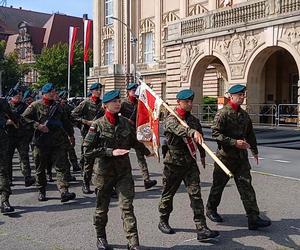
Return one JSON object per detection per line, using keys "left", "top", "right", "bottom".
{"left": 252, "top": 171, "right": 300, "bottom": 181}
{"left": 290, "top": 226, "right": 300, "bottom": 231}
{"left": 182, "top": 237, "right": 197, "bottom": 243}
{"left": 273, "top": 159, "right": 291, "bottom": 163}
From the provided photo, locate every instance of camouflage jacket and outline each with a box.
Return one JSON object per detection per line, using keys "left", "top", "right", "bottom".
{"left": 120, "top": 97, "right": 137, "bottom": 125}
{"left": 22, "top": 100, "right": 74, "bottom": 147}
{"left": 7, "top": 101, "right": 32, "bottom": 137}
{"left": 83, "top": 115, "right": 150, "bottom": 170}
{"left": 212, "top": 104, "right": 258, "bottom": 161}
{"left": 0, "top": 98, "right": 18, "bottom": 130}
{"left": 71, "top": 98, "right": 104, "bottom": 136}
{"left": 164, "top": 110, "right": 206, "bottom": 167}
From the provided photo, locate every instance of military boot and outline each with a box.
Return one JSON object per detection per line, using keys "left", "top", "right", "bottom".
{"left": 144, "top": 179, "right": 157, "bottom": 190}
{"left": 248, "top": 216, "right": 271, "bottom": 230}
{"left": 38, "top": 188, "right": 47, "bottom": 202}
{"left": 96, "top": 238, "right": 111, "bottom": 250}
{"left": 47, "top": 173, "right": 54, "bottom": 182}
{"left": 25, "top": 176, "right": 36, "bottom": 187}
{"left": 110, "top": 188, "right": 117, "bottom": 198}
{"left": 71, "top": 161, "right": 81, "bottom": 172}
{"left": 82, "top": 174, "right": 93, "bottom": 194}
{"left": 158, "top": 217, "right": 175, "bottom": 234}
{"left": 196, "top": 225, "right": 219, "bottom": 242}
{"left": 206, "top": 210, "right": 224, "bottom": 223}
{"left": 1, "top": 201, "right": 15, "bottom": 214}
{"left": 127, "top": 245, "right": 141, "bottom": 250}
{"left": 61, "top": 191, "right": 76, "bottom": 202}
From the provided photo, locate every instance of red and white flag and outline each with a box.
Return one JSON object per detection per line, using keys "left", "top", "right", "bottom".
{"left": 68, "top": 26, "right": 78, "bottom": 65}
{"left": 84, "top": 19, "right": 92, "bottom": 63}
{"left": 136, "top": 81, "right": 163, "bottom": 158}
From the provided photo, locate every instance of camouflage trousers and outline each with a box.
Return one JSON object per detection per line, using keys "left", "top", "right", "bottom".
{"left": 158, "top": 162, "right": 207, "bottom": 227}
{"left": 7, "top": 135, "right": 32, "bottom": 181}
{"left": 135, "top": 144, "right": 150, "bottom": 181}
{"left": 93, "top": 164, "right": 139, "bottom": 246}
{"left": 206, "top": 156, "right": 259, "bottom": 216}
{"left": 0, "top": 130, "right": 11, "bottom": 202}
{"left": 33, "top": 145, "right": 70, "bottom": 193}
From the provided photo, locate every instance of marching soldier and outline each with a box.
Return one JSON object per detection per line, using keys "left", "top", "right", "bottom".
{"left": 120, "top": 82, "right": 157, "bottom": 190}
{"left": 7, "top": 89, "right": 35, "bottom": 187}
{"left": 0, "top": 97, "right": 18, "bottom": 214}
{"left": 84, "top": 90, "right": 151, "bottom": 250}
{"left": 71, "top": 82, "right": 105, "bottom": 194}
{"left": 158, "top": 89, "right": 219, "bottom": 241}
{"left": 22, "top": 83, "right": 76, "bottom": 202}
{"left": 206, "top": 84, "right": 271, "bottom": 230}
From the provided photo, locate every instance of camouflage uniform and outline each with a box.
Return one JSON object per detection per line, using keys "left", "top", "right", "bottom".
{"left": 0, "top": 98, "right": 17, "bottom": 204}
{"left": 120, "top": 97, "right": 151, "bottom": 182}
{"left": 71, "top": 98, "right": 104, "bottom": 184}
{"left": 206, "top": 103, "right": 260, "bottom": 217}
{"left": 22, "top": 99, "right": 74, "bottom": 194}
{"left": 158, "top": 110, "right": 207, "bottom": 228}
{"left": 84, "top": 115, "right": 150, "bottom": 247}
{"left": 7, "top": 100, "right": 33, "bottom": 183}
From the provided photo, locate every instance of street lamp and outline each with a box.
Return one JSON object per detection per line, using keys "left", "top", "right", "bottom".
{"left": 111, "top": 16, "right": 138, "bottom": 84}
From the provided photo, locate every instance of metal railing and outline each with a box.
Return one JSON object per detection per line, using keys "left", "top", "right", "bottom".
{"left": 192, "top": 103, "right": 299, "bottom": 127}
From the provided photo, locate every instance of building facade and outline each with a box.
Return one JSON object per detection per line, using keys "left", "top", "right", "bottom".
{"left": 90, "top": 0, "right": 300, "bottom": 124}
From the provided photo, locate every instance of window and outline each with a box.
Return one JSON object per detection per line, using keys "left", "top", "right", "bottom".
{"left": 143, "top": 32, "right": 153, "bottom": 63}
{"left": 105, "top": 0, "right": 113, "bottom": 25}
{"left": 20, "top": 47, "right": 26, "bottom": 59}
{"left": 104, "top": 39, "right": 114, "bottom": 65}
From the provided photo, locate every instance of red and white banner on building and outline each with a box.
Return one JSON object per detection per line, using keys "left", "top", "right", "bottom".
{"left": 136, "top": 81, "right": 163, "bottom": 158}
{"left": 83, "top": 19, "right": 92, "bottom": 63}
{"left": 68, "top": 26, "right": 78, "bottom": 65}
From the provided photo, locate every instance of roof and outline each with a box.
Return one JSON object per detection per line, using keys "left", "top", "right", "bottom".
{"left": 0, "top": 6, "right": 51, "bottom": 33}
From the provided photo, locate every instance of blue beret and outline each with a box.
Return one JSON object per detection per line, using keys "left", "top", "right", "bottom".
{"left": 41, "top": 83, "right": 55, "bottom": 94}
{"left": 176, "top": 89, "right": 194, "bottom": 100}
{"left": 127, "top": 82, "right": 138, "bottom": 90}
{"left": 103, "top": 90, "right": 120, "bottom": 104}
{"left": 87, "top": 91, "right": 92, "bottom": 97}
{"left": 228, "top": 84, "right": 246, "bottom": 94}
{"left": 89, "top": 82, "right": 102, "bottom": 91}
{"left": 58, "top": 90, "right": 68, "bottom": 99}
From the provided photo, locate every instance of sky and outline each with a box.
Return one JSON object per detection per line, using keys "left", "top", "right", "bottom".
{"left": 3, "top": 0, "right": 93, "bottom": 18}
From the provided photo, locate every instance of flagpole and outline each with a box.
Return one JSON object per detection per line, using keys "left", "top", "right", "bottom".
{"left": 137, "top": 79, "right": 233, "bottom": 178}
{"left": 67, "top": 38, "right": 71, "bottom": 100}
{"left": 84, "top": 61, "right": 87, "bottom": 98}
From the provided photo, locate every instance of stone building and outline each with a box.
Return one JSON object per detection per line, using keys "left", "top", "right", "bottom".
{"left": 90, "top": 0, "right": 300, "bottom": 124}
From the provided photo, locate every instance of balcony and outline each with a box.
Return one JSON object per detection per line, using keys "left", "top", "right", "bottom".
{"left": 167, "top": 0, "right": 300, "bottom": 42}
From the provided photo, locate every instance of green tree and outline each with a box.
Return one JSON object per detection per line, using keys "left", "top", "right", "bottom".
{"left": 34, "top": 42, "right": 92, "bottom": 97}
{"left": 0, "top": 40, "right": 23, "bottom": 95}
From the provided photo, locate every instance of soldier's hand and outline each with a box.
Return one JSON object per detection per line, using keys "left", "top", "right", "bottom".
{"left": 112, "top": 149, "right": 129, "bottom": 156}
{"left": 193, "top": 131, "right": 203, "bottom": 145}
{"left": 37, "top": 124, "right": 49, "bottom": 133}
{"left": 235, "top": 140, "right": 250, "bottom": 149}
{"left": 201, "top": 157, "right": 206, "bottom": 169}
{"left": 69, "top": 136, "right": 75, "bottom": 147}
{"left": 252, "top": 154, "right": 259, "bottom": 165}
{"left": 82, "top": 119, "right": 93, "bottom": 126}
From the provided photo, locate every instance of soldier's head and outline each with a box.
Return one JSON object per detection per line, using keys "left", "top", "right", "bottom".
{"left": 176, "top": 89, "right": 194, "bottom": 112}
{"left": 103, "top": 90, "right": 121, "bottom": 114}
{"left": 10, "top": 89, "right": 22, "bottom": 103}
{"left": 58, "top": 90, "right": 68, "bottom": 101}
{"left": 41, "top": 83, "right": 56, "bottom": 100}
{"left": 89, "top": 82, "right": 102, "bottom": 98}
{"left": 228, "top": 84, "right": 246, "bottom": 106}
{"left": 126, "top": 82, "right": 138, "bottom": 97}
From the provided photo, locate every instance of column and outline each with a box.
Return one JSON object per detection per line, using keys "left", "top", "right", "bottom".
{"left": 93, "top": 0, "right": 101, "bottom": 67}
{"left": 180, "top": 0, "right": 188, "bottom": 18}
{"left": 208, "top": 0, "right": 217, "bottom": 11}
{"left": 298, "top": 79, "right": 300, "bottom": 127}
{"left": 113, "top": 0, "right": 121, "bottom": 64}
{"left": 154, "top": 0, "right": 162, "bottom": 61}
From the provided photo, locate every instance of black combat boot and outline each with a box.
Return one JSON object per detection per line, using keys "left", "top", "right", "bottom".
{"left": 144, "top": 179, "right": 157, "bottom": 189}
{"left": 196, "top": 225, "right": 219, "bottom": 242}
{"left": 65, "top": 174, "right": 77, "bottom": 182}
{"left": 61, "top": 191, "right": 76, "bottom": 202}
{"left": 38, "top": 188, "right": 47, "bottom": 202}
{"left": 206, "top": 210, "right": 224, "bottom": 223}
{"left": 158, "top": 217, "right": 175, "bottom": 234}
{"left": 96, "top": 238, "right": 111, "bottom": 250}
{"left": 248, "top": 215, "right": 271, "bottom": 230}
{"left": 47, "top": 173, "right": 54, "bottom": 182}
{"left": 25, "top": 176, "right": 36, "bottom": 187}
{"left": 1, "top": 200, "right": 15, "bottom": 214}
{"left": 110, "top": 188, "right": 117, "bottom": 198}
{"left": 127, "top": 244, "right": 141, "bottom": 250}
{"left": 82, "top": 180, "right": 93, "bottom": 194}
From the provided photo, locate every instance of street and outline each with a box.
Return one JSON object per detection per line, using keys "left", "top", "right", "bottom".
{"left": 0, "top": 130, "right": 300, "bottom": 250}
